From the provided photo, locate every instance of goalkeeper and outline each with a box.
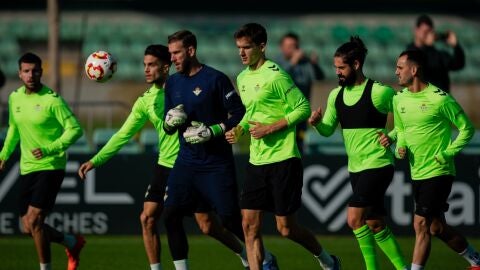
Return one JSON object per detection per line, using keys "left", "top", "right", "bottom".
{"left": 162, "top": 30, "right": 279, "bottom": 270}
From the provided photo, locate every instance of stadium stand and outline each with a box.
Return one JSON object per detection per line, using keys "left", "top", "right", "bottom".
{"left": 0, "top": 15, "right": 478, "bottom": 83}
{"left": 0, "top": 14, "right": 478, "bottom": 155}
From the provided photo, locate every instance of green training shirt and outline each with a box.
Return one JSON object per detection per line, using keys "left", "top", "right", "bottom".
{"left": 236, "top": 60, "right": 311, "bottom": 165}
{"left": 393, "top": 84, "right": 474, "bottom": 180}
{"left": 314, "top": 79, "right": 395, "bottom": 172}
{"left": 90, "top": 85, "right": 179, "bottom": 168}
{"left": 0, "top": 85, "right": 83, "bottom": 175}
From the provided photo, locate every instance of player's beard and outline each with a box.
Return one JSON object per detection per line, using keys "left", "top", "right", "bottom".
{"left": 398, "top": 76, "right": 414, "bottom": 87}
{"left": 179, "top": 59, "right": 192, "bottom": 75}
{"left": 338, "top": 72, "right": 356, "bottom": 87}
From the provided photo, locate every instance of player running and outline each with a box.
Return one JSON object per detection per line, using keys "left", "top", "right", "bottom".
{"left": 226, "top": 22, "right": 340, "bottom": 270}
{"left": 78, "top": 44, "right": 177, "bottom": 270}
{"left": 393, "top": 49, "right": 480, "bottom": 270}
{"left": 308, "top": 36, "right": 408, "bottom": 270}
{"left": 162, "top": 30, "right": 278, "bottom": 270}
{"left": 78, "top": 44, "right": 260, "bottom": 270}
{"left": 0, "top": 52, "right": 84, "bottom": 270}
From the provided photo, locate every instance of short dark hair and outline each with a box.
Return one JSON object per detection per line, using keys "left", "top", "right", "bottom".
{"left": 18, "top": 52, "right": 42, "bottom": 69}
{"left": 145, "top": 44, "right": 172, "bottom": 65}
{"left": 334, "top": 36, "right": 368, "bottom": 67}
{"left": 234, "top": 23, "right": 267, "bottom": 46}
{"left": 168, "top": 30, "right": 197, "bottom": 49}
{"left": 416, "top": 14, "right": 434, "bottom": 28}
{"left": 399, "top": 49, "right": 427, "bottom": 71}
{"left": 280, "top": 32, "right": 299, "bottom": 44}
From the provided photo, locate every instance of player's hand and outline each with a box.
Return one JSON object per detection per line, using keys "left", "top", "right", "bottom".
{"left": 445, "top": 30, "right": 458, "bottom": 47}
{"left": 397, "top": 147, "right": 406, "bottom": 159}
{"left": 248, "top": 121, "right": 272, "bottom": 139}
{"left": 225, "top": 126, "right": 243, "bottom": 144}
{"left": 377, "top": 131, "right": 391, "bottom": 148}
{"left": 183, "top": 121, "right": 212, "bottom": 144}
{"left": 0, "top": 160, "right": 5, "bottom": 171}
{"left": 31, "top": 148, "right": 44, "bottom": 159}
{"left": 165, "top": 104, "right": 187, "bottom": 129}
{"left": 310, "top": 51, "right": 319, "bottom": 64}
{"left": 308, "top": 107, "right": 323, "bottom": 126}
{"left": 78, "top": 161, "right": 94, "bottom": 180}
{"left": 434, "top": 152, "right": 450, "bottom": 165}
{"left": 291, "top": 49, "right": 305, "bottom": 65}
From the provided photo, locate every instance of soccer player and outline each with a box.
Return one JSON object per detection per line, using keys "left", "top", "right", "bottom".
{"left": 162, "top": 30, "right": 278, "bottom": 270}
{"left": 78, "top": 44, "right": 255, "bottom": 270}
{"left": 308, "top": 36, "right": 408, "bottom": 270}
{"left": 0, "top": 52, "right": 84, "bottom": 270}
{"left": 393, "top": 49, "right": 480, "bottom": 270}
{"left": 78, "top": 44, "right": 177, "bottom": 270}
{"left": 226, "top": 22, "right": 340, "bottom": 270}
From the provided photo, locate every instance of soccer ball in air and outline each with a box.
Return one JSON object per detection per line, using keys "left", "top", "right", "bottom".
{"left": 85, "top": 51, "right": 117, "bottom": 83}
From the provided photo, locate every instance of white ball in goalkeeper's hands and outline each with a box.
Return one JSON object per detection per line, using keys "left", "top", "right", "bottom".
{"left": 85, "top": 51, "right": 117, "bottom": 83}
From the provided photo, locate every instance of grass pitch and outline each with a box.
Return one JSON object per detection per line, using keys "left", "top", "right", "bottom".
{"left": 1, "top": 235, "right": 478, "bottom": 269}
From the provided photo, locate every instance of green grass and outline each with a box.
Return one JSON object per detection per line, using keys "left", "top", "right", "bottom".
{"left": 1, "top": 235, "right": 478, "bottom": 269}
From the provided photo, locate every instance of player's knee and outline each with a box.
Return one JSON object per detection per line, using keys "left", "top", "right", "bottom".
{"left": 366, "top": 220, "right": 385, "bottom": 234}
{"left": 276, "top": 223, "right": 292, "bottom": 238}
{"left": 347, "top": 215, "right": 364, "bottom": 230}
{"left": 24, "top": 213, "right": 42, "bottom": 233}
{"left": 140, "top": 211, "right": 156, "bottom": 230}
{"left": 20, "top": 217, "right": 31, "bottom": 234}
{"left": 429, "top": 220, "right": 445, "bottom": 236}
{"left": 242, "top": 219, "right": 260, "bottom": 237}
{"left": 197, "top": 219, "right": 214, "bottom": 235}
{"left": 413, "top": 217, "right": 429, "bottom": 235}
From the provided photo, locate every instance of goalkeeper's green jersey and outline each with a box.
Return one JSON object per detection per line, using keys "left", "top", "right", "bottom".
{"left": 236, "top": 60, "right": 310, "bottom": 165}
{"left": 90, "top": 85, "right": 179, "bottom": 168}
{"left": 393, "top": 84, "right": 474, "bottom": 180}
{"left": 314, "top": 79, "right": 394, "bottom": 173}
{"left": 0, "top": 85, "right": 83, "bottom": 174}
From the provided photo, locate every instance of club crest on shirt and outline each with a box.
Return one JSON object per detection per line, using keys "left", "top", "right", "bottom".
{"left": 400, "top": 107, "right": 406, "bottom": 113}
{"left": 420, "top": 103, "right": 428, "bottom": 112}
{"left": 254, "top": 84, "right": 260, "bottom": 91}
{"left": 241, "top": 85, "right": 246, "bottom": 92}
{"left": 16, "top": 106, "right": 20, "bottom": 113}
{"left": 35, "top": 104, "right": 41, "bottom": 111}
{"left": 193, "top": 87, "right": 202, "bottom": 96}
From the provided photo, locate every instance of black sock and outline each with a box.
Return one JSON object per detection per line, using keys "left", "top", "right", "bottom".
{"left": 220, "top": 212, "right": 245, "bottom": 243}
{"left": 164, "top": 207, "right": 189, "bottom": 260}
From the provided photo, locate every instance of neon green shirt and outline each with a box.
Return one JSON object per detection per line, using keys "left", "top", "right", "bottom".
{"left": 314, "top": 79, "right": 394, "bottom": 172}
{"left": 236, "top": 60, "right": 310, "bottom": 165}
{"left": 0, "top": 85, "right": 83, "bottom": 175}
{"left": 393, "top": 84, "right": 474, "bottom": 180}
{"left": 90, "top": 85, "right": 179, "bottom": 168}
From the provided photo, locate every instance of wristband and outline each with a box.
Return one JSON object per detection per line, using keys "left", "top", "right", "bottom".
{"left": 209, "top": 123, "right": 225, "bottom": 137}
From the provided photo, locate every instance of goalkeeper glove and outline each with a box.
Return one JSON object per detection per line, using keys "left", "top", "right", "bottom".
{"left": 164, "top": 104, "right": 187, "bottom": 131}
{"left": 183, "top": 121, "right": 225, "bottom": 144}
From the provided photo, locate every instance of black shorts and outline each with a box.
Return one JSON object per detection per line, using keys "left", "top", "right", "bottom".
{"left": 164, "top": 161, "right": 238, "bottom": 216}
{"left": 240, "top": 158, "right": 303, "bottom": 216}
{"left": 19, "top": 169, "right": 65, "bottom": 216}
{"left": 348, "top": 165, "right": 394, "bottom": 217}
{"left": 144, "top": 164, "right": 170, "bottom": 203}
{"left": 413, "top": 175, "right": 453, "bottom": 218}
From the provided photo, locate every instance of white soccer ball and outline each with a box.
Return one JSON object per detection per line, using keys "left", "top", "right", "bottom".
{"left": 85, "top": 51, "right": 117, "bottom": 83}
